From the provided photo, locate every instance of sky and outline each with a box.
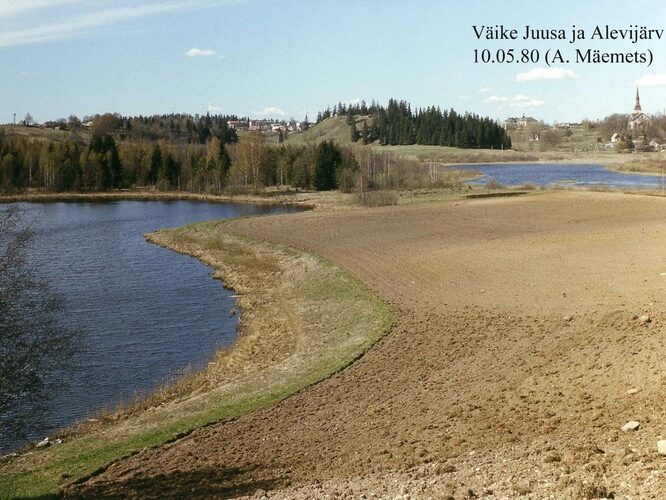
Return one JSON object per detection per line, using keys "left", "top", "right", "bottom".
{"left": 3, "top": 0, "right": 666, "bottom": 124}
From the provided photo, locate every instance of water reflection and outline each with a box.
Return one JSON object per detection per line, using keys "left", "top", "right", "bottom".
{"left": 454, "top": 163, "right": 665, "bottom": 189}
{"left": 0, "top": 200, "right": 301, "bottom": 453}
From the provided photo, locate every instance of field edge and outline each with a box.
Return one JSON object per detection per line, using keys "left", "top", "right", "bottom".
{"left": 0, "top": 219, "right": 392, "bottom": 499}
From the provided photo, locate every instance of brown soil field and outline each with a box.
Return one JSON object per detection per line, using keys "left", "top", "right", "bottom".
{"left": 67, "top": 191, "right": 666, "bottom": 498}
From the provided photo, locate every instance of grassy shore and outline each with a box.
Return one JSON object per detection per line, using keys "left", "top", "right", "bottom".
{"left": 0, "top": 221, "right": 391, "bottom": 498}
{"left": 0, "top": 189, "right": 315, "bottom": 208}
{"left": 0, "top": 184, "right": 523, "bottom": 211}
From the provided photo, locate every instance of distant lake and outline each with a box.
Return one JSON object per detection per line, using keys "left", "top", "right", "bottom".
{"left": 454, "top": 163, "right": 666, "bottom": 189}
{"left": 1, "top": 200, "right": 302, "bottom": 453}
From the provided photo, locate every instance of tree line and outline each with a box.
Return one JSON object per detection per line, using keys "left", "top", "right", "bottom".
{"left": 0, "top": 102, "right": 508, "bottom": 194}
{"left": 318, "top": 98, "right": 512, "bottom": 149}
{"left": 38, "top": 112, "right": 240, "bottom": 145}
{"left": 0, "top": 126, "right": 449, "bottom": 195}
{"left": 0, "top": 125, "right": 358, "bottom": 193}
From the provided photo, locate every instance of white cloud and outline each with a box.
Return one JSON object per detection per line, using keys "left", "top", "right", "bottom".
{"left": 0, "top": 4, "right": 181, "bottom": 47}
{"left": 0, "top": 0, "right": 244, "bottom": 48}
{"left": 253, "top": 106, "right": 288, "bottom": 117}
{"left": 516, "top": 67, "right": 578, "bottom": 82}
{"left": 485, "top": 94, "right": 544, "bottom": 108}
{"left": 0, "top": 0, "right": 86, "bottom": 19}
{"left": 478, "top": 87, "right": 492, "bottom": 93}
{"left": 207, "top": 103, "right": 224, "bottom": 114}
{"left": 458, "top": 95, "right": 471, "bottom": 101}
{"left": 186, "top": 47, "right": 220, "bottom": 58}
{"left": 634, "top": 73, "right": 666, "bottom": 87}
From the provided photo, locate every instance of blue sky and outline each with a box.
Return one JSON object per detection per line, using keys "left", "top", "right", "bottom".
{"left": 3, "top": 0, "right": 666, "bottom": 124}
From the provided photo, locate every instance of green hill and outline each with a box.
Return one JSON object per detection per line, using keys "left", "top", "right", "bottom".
{"left": 286, "top": 116, "right": 356, "bottom": 145}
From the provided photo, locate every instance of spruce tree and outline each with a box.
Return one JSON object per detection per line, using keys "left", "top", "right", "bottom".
{"left": 149, "top": 144, "right": 162, "bottom": 184}
{"left": 350, "top": 121, "right": 361, "bottom": 142}
{"left": 314, "top": 141, "right": 342, "bottom": 190}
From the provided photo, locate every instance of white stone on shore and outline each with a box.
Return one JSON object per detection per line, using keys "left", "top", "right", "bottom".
{"left": 35, "top": 437, "right": 50, "bottom": 448}
{"left": 657, "top": 440, "right": 666, "bottom": 455}
{"left": 627, "top": 388, "right": 640, "bottom": 395}
{"left": 622, "top": 421, "right": 640, "bottom": 432}
{"left": 639, "top": 315, "right": 651, "bottom": 324}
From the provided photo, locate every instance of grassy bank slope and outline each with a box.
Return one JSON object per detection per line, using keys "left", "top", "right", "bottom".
{"left": 286, "top": 116, "right": 354, "bottom": 145}
{"left": 0, "top": 220, "right": 390, "bottom": 498}
{"left": 285, "top": 117, "right": 557, "bottom": 164}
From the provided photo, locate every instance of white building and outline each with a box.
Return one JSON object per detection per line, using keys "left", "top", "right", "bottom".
{"left": 628, "top": 88, "right": 651, "bottom": 130}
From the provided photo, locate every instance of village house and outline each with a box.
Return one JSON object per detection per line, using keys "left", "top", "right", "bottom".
{"left": 248, "top": 120, "right": 274, "bottom": 132}
{"left": 227, "top": 120, "right": 249, "bottom": 130}
{"left": 555, "top": 122, "right": 582, "bottom": 132}
{"left": 649, "top": 139, "right": 663, "bottom": 151}
{"left": 501, "top": 114, "right": 538, "bottom": 130}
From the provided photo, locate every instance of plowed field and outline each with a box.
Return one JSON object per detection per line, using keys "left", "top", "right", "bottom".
{"left": 69, "top": 192, "right": 666, "bottom": 498}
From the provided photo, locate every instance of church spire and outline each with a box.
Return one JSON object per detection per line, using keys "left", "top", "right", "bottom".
{"left": 635, "top": 87, "right": 642, "bottom": 112}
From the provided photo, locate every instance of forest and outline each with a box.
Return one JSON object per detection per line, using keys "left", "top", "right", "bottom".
{"left": 0, "top": 101, "right": 508, "bottom": 194}
{"left": 0, "top": 120, "right": 356, "bottom": 193}
{"left": 319, "top": 98, "right": 512, "bottom": 149}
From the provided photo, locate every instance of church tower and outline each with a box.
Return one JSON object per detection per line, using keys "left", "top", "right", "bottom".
{"left": 634, "top": 87, "right": 642, "bottom": 112}
{"left": 629, "top": 87, "right": 650, "bottom": 131}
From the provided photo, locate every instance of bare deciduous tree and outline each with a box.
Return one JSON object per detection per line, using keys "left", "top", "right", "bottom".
{"left": 0, "top": 205, "right": 81, "bottom": 446}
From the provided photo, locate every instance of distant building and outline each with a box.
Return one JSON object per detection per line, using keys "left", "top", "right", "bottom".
{"left": 518, "top": 115, "right": 538, "bottom": 128}
{"left": 502, "top": 114, "right": 538, "bottom": 130}
{"left": 228, "top": 120, "right": 249, "bottom": 130}
{"left": 501, "top": 117, "right": 517, "bottom": 129}
{"left": 628, "top": 88, "right": 651, "bottom": 130}
{"left": 228, "top": 119, "right": 275, "bottom": 132}
{"left": 555, "top": 122, "right": 582, "bottom": 132}
{"left": 248, "top": 120, "right": 273, "bottom": 132}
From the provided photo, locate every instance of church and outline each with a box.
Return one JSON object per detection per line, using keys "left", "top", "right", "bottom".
{"left": 628, "top": 88, "right": 651, "bottom": 130}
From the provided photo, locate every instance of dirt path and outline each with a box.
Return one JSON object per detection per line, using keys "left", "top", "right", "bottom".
{"left": 68, "top": 191, "right": 666, "bottom": 498}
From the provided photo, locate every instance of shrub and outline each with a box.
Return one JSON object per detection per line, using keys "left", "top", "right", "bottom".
{"left": 224, "top": 184, "right": 256, "bottom": 196}
{"left": 358, "top": 190, "right": 399, "bottom": 207}
{"left": 485, "top": 179, "right": 506, "bottom": 190}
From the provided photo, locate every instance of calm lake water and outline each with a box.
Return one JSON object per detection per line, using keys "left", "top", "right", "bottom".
{"left": 1, "top": 200, "right": 301, "bottom": 453}
{"left": 454, "top": 163, "right": 666, "bottom": 189}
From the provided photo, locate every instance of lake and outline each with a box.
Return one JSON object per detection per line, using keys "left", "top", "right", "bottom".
{"left": 1, "top": 200, "right": 301, "bottom": 453}
{"left": 453, "top": 163, "right": 666, "bottom": 189}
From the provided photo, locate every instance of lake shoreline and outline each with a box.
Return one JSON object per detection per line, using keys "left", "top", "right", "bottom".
{"left": 1, "top": 201, "right": 311, "bottom": 455}
{"left": 1, "top": 215, "right": 391, "bottom": 497}
{"left": 446, "top": 161, "right": 666, "bottom": 190}
{"left": 444, "top": 155, "right": 666, "bottom": 178}
{"left": 0, "top": 189, "right": 319, "bottom": 210}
